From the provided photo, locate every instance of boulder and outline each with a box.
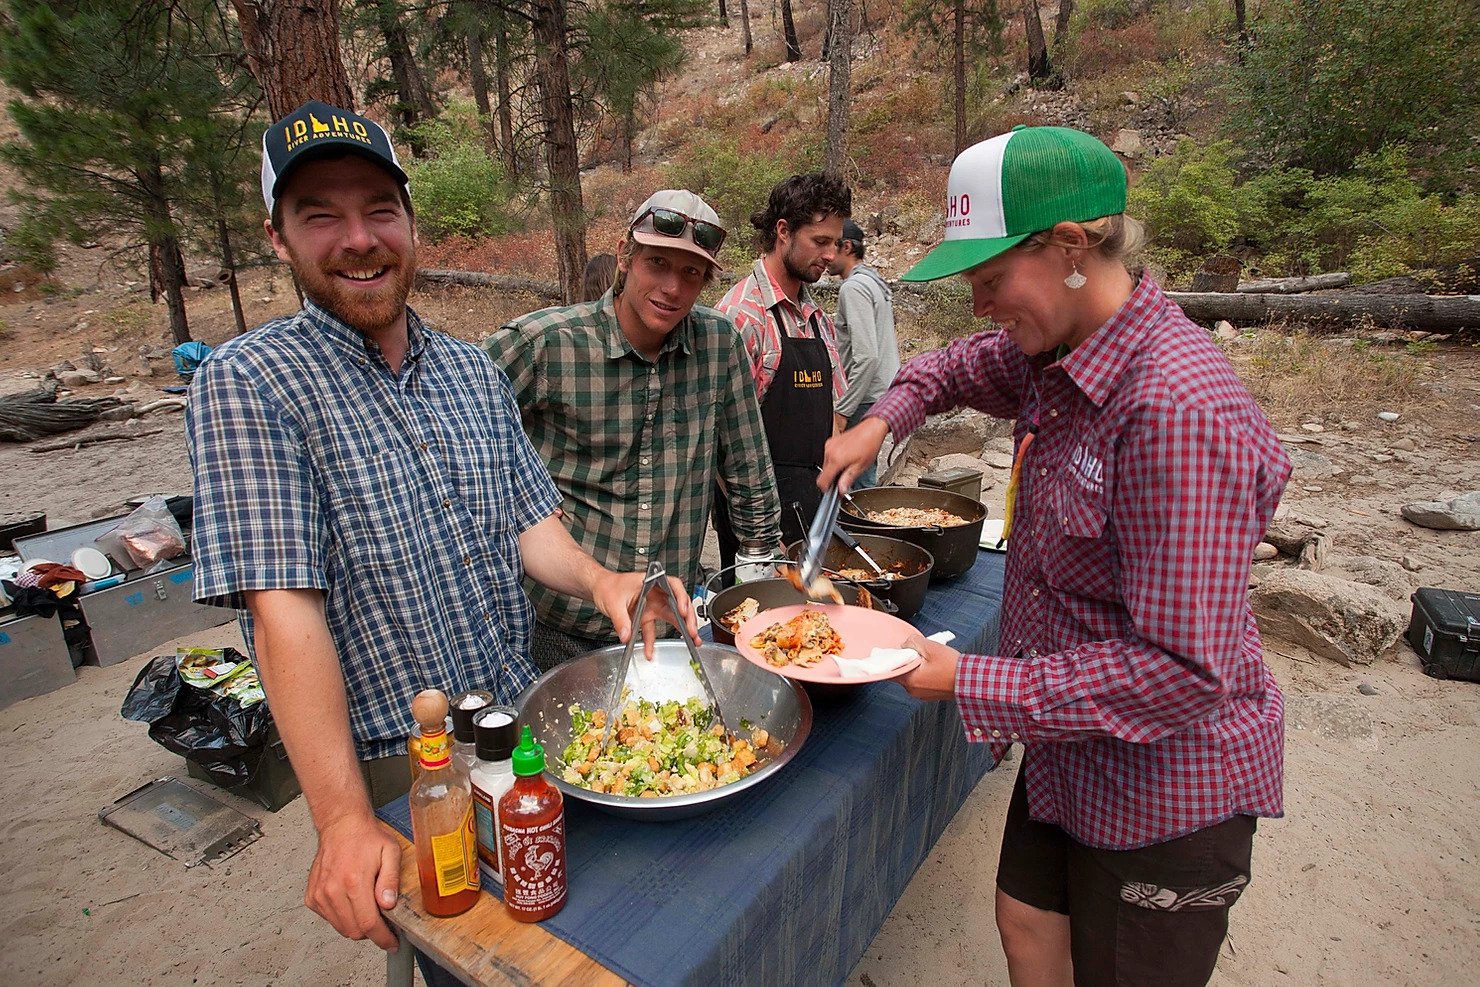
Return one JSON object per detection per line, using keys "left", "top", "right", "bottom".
{"left": 1400, "top": 491, "right": 1480, "bottom": 531}
{"left": 1250, "top": 568, "right": 1406, "bottom": 666}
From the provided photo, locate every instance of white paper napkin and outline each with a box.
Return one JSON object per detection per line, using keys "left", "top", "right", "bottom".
{"left": 832, "top": 631, "right": 956, "bottom": 679}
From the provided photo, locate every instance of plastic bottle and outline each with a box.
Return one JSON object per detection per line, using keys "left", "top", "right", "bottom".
{"left": 408, "top": 689, "right": 481, "bottom": 917}
{"left": 468, "top": 705, "right": 519, "bottom": 887}
{"left": 449, "top": 689, "right": 495, "bottom": 774}
{"left": 497, "top": 725, "right": 568, "bottom": 922}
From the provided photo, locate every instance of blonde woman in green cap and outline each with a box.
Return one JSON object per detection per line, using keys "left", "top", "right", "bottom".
{"left": 820, "top": 126, "right": 1292, "bottom": 986}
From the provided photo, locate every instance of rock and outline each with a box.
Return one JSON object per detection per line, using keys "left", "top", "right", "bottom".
{"left": 1400, "top": 491, "right": 1480, "bottom": 531}
{"left": 1399, "top": 556, "right": 1422, "bottom": 573}
{"left": 983, "top": 451, "right": 1016, "bottom": 470}
{"left": 1286, "top": 447, "right": 1342, "bottom": 479}
{"left": 1391, "top": 437, "right": 1417, "bottom": 452}
{"left": 1250, "top": 568, "right": 1407, "bottom": 666}
{"left": 1253, "top": 542, "right": 1279, "bottom": 561}
{"left": 1357, "top": 682, "right": 1379, "bottom": 696}
{"left": 57, "top": 371, "right": 93, "bottom": 388}
{"left": 1370, "top": 453, "right": 1393, "bottom": 464}
{"left": 1263, "top": 517, "right": 1330, "bottom": 570}
{"left": 99, "top": 405, "right": 137, "bottom": 423}
{"left": 1377, "top": 411, "right": 1400, "bottom": 423}
{"left": 1301, "top": 422, "right": 1326, "bottom": 433}
{"left": 982, "top": 436, "right": 1015, "bottom": 455}
{"left": 1337, "top": 556, "right": 1417, "bottom": 602}
{"left": 1213, "top": 320, "right": 1237, "bottom": 341}
{"left": 103, "top": 376, "right": 125, "bottom": 385}
{"left": 1111, "top": 129, "right": 1142, "bottom": 155}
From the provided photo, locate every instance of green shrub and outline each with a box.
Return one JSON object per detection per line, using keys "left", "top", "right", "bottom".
{"left": 1222, "top": 0, "right": 1480, "bottom": 178}
{"left": 403, "top": 103, "right": 519, "bottom": 241}
{"left": 1129, "top": 139, "right": 1250, "bottom": 270}
{"left": 665, "top": 133, "right": 822, "bottom": 257}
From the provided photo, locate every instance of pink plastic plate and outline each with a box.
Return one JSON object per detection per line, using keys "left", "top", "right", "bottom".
{"left": 733, "top": 603, "right": 923, "bottom": 683}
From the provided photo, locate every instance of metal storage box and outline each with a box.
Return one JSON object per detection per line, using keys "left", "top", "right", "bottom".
{"left": 1408, "top": 588, "right": 1480, "bottom": 682}
{"left": 0, "top": 611, "right": 75, "bottom": 709}
{"left": 77, "top": 561, "right": 234, "bottom": 667}
{"left": 14, "top": 515, "right": 234, "bottom": 668}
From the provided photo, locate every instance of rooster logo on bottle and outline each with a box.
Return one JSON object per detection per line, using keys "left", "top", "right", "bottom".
{"left": 523, "top": 844, "right": 555, "bottom": 878}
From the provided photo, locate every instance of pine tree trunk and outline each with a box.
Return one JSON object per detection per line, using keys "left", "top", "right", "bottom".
{"left": 824, "top": 0, "right": 854, "bottom": 175}
{"left": 1053, "top": 0, "right": 1074, "bottom": 47}
{"left": 216, "top": 214, "right": 247, "bottom": 336}
{"left": 530, "top": 0, "right": 587, "bottom": 304}
{"left": 139, "top": 151, "right": 191, "bottom": 344}
{"left": 954, "top": 0, "right": 966, "bottom": 153}
{"left": 1021, "top": 0, "right": 1057, "bottom": 88}
{"left": 464, "top": 21, "right": 497, "bottom": 152}
{"left": 739, "top": 0, "right": 753, "bottom": 54}
{"left": 375, "top": 0, "right": 437, "bottom": 137}
{"left": 1233, "top": 0, "right": 1248, "bottom": 48}
{"left": 232, "top": 0, "right": 355, "bottom": 117}
{"left": 782, "top": 0, "right": 802, "bottom": 61}
{"left": 494, "top": 15, "right": 518, "bottom": 177}
{"left": 718, "top": 0, "right": 728, "bottom": 27}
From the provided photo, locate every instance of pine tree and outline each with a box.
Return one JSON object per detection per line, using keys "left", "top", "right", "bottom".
{"left": 1, "top": 0, "right": 260, "bottom": 345}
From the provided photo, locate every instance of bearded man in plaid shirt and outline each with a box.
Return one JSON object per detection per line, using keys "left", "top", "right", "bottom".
{"left": 187, "top": 102, "right": 693, "bottom": 970}
{"left": 485, "top": 190, "right": 782, "bottom": 667}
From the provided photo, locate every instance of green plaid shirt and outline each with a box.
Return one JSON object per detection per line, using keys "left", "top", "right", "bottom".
{"left": 484, "top": 291, "right": 781, "bottom": 639}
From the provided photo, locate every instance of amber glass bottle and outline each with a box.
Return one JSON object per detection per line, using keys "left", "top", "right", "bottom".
{"left": 409, "top": 690, "right": 481, "bottom": 917}
{"left": 497, "top": 725, "right": 568, "bottom": 922}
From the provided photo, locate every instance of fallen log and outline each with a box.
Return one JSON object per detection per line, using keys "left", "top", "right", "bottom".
{"left": 1236, "top": 273, "right": 1351, "bottom": 294}
{"left": 29, "top": 427, "right": 165, "bottom": 454}
{"left": 415, "top": 269, "right": 562, "bottom": 301}
{"left": 1166, "top": 291, "right": 1480, "bottom": 332}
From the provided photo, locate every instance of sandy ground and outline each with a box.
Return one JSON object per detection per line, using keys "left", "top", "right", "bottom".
{"left": 3, "top": 410, "right": 1479, "bottom": 985}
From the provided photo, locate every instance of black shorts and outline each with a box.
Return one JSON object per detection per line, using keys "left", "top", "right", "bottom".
{"left": 996, "top": 767, "right": 1256, "bottom": 987}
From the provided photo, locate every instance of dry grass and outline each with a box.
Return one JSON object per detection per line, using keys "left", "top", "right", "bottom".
{"left": 1230, "top": 331, "right": 1429, "bottom": 425}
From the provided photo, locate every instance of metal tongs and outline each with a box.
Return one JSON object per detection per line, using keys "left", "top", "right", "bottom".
{"left": 798, "top": 482, "right": 844, "bottom": 600}
{"left": 599, "top": 560, "right": 731, "bottom": 750}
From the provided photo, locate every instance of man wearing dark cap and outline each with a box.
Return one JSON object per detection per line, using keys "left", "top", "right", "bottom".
{"left": 485, "top": 189, "right": 782, "bottom": 665}
{"left": 828, "top": 219, "right": 899, "bottom": 488}
{"left": 714, "top": 172, "right": 853, "bottom": 569}
{"left": 186, "top": 101, "right": 692, "bottom": 959}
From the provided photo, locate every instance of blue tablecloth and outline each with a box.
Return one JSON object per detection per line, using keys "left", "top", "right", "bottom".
{"left": 380, "top": 549, "right": 1006, "bottom": 986}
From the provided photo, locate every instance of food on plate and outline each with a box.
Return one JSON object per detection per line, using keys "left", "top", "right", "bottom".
{"left": 561, "top": 697, "right": 770, "bottom": 797}
{"left": 780, "top": 563, "right": 844, "bottom": 604}
{"left": 865, "top": 506, "right": 969, "bottom": 527}
{"left": 749, "top": 609, "right": 844, "bottom": 667}
{"left": 718, "top": 596, "right": 760, "bottom": 634}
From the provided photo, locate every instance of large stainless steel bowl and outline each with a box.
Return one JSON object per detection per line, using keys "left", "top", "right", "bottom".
{"left": 516, "top": 639, "right": 812, "bottom": 821}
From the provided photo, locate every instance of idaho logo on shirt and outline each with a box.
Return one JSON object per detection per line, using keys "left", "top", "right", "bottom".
{"left": 792, "top": 369, "right": 824, "bottom": 389}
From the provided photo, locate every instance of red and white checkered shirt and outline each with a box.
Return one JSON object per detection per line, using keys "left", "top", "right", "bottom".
{"left": 870, "top": 277, "right": 1292, "bottom": 849}
{"left": 717, "top": 259, "right": 847, "bottom": 404}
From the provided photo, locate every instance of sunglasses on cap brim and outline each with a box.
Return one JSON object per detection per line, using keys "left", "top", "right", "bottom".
{"left": 633, "top": 207, "right": 727, "bottom": 254}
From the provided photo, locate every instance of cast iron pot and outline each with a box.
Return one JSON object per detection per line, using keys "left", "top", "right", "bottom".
{"left": 838, "top": 486, "right": 986, "bottom": 580}
{"left": 704, "top": 571, "right": 893, "bottom": 647}
{"left": 782, "top": 532, "right": 933, "bottom": 619}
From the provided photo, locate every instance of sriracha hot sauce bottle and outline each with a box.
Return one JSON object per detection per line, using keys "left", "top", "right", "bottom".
{"left": 409, "top": 689, "right": 481, "bottom": 917}
{"left": 497, "top": 725, "right": 568, "bottom": 922}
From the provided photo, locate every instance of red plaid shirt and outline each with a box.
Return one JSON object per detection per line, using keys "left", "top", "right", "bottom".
{"left": 718, "top": 259, "right": 847, "bottom": 404}
{"left": 870, "top": 277, "right": 1291, "bottom": 849}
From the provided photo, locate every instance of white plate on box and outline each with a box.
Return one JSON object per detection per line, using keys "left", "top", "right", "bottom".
{"left": 978, "top": 519, "right": 1007, "bottom": 552}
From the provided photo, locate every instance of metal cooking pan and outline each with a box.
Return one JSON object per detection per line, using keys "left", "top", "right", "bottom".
{"left": 782, "top": 533, "right": 933, "bottom": 619}
{"left": 839, "top": 486, "right": 986, "bottom": 579}
{"left": 704, "top": 571, "right": 892, "bottom": 646}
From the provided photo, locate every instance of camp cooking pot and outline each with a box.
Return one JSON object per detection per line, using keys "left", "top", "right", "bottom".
{"left": 782, "top": 532, "right": 933, "bottom": 619}
{"left": 838, "top": 486, "right": 986, "bottom": 579}
{"left": 704, "top": 564, "right": 895, "bottom": 647}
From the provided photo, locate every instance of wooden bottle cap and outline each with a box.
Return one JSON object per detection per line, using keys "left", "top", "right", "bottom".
{"left": 411, "top": 689, "right": 450, "bottom": 730}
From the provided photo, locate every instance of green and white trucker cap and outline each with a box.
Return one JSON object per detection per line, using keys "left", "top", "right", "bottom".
{"left": 902, "top": 125, "right": 1127, "bottom": 282}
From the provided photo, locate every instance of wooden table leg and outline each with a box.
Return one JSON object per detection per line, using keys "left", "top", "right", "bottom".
{"left": 386, "top": 927, "right": 414, "bottom": 987}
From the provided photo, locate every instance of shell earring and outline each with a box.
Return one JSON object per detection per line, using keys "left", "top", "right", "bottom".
{"left": 1064, "top": 264, "right": 1087, "bottom": 290}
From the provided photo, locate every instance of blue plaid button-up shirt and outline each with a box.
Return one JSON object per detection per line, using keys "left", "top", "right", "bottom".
{"left": 187, "top": 301, "right": 560, "bottom": 759}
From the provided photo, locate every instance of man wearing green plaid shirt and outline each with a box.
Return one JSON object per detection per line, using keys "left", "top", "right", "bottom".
{"left": 484, "top": 190, "right": 782, "bottom": 667}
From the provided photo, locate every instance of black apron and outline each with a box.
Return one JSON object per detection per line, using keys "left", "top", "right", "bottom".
{"left": 715, "top": 329, "right": 833, "bottom": 568}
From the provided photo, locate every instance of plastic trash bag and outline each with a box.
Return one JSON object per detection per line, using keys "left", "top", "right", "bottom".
{"left": 95, "top": 495, "right": 187, "bottom": 570}
{"left": 120, "top": 650, "right": 271, "bottom": 787}
{"left": 171, "top": 341, "right": 213, "bottom": 380}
